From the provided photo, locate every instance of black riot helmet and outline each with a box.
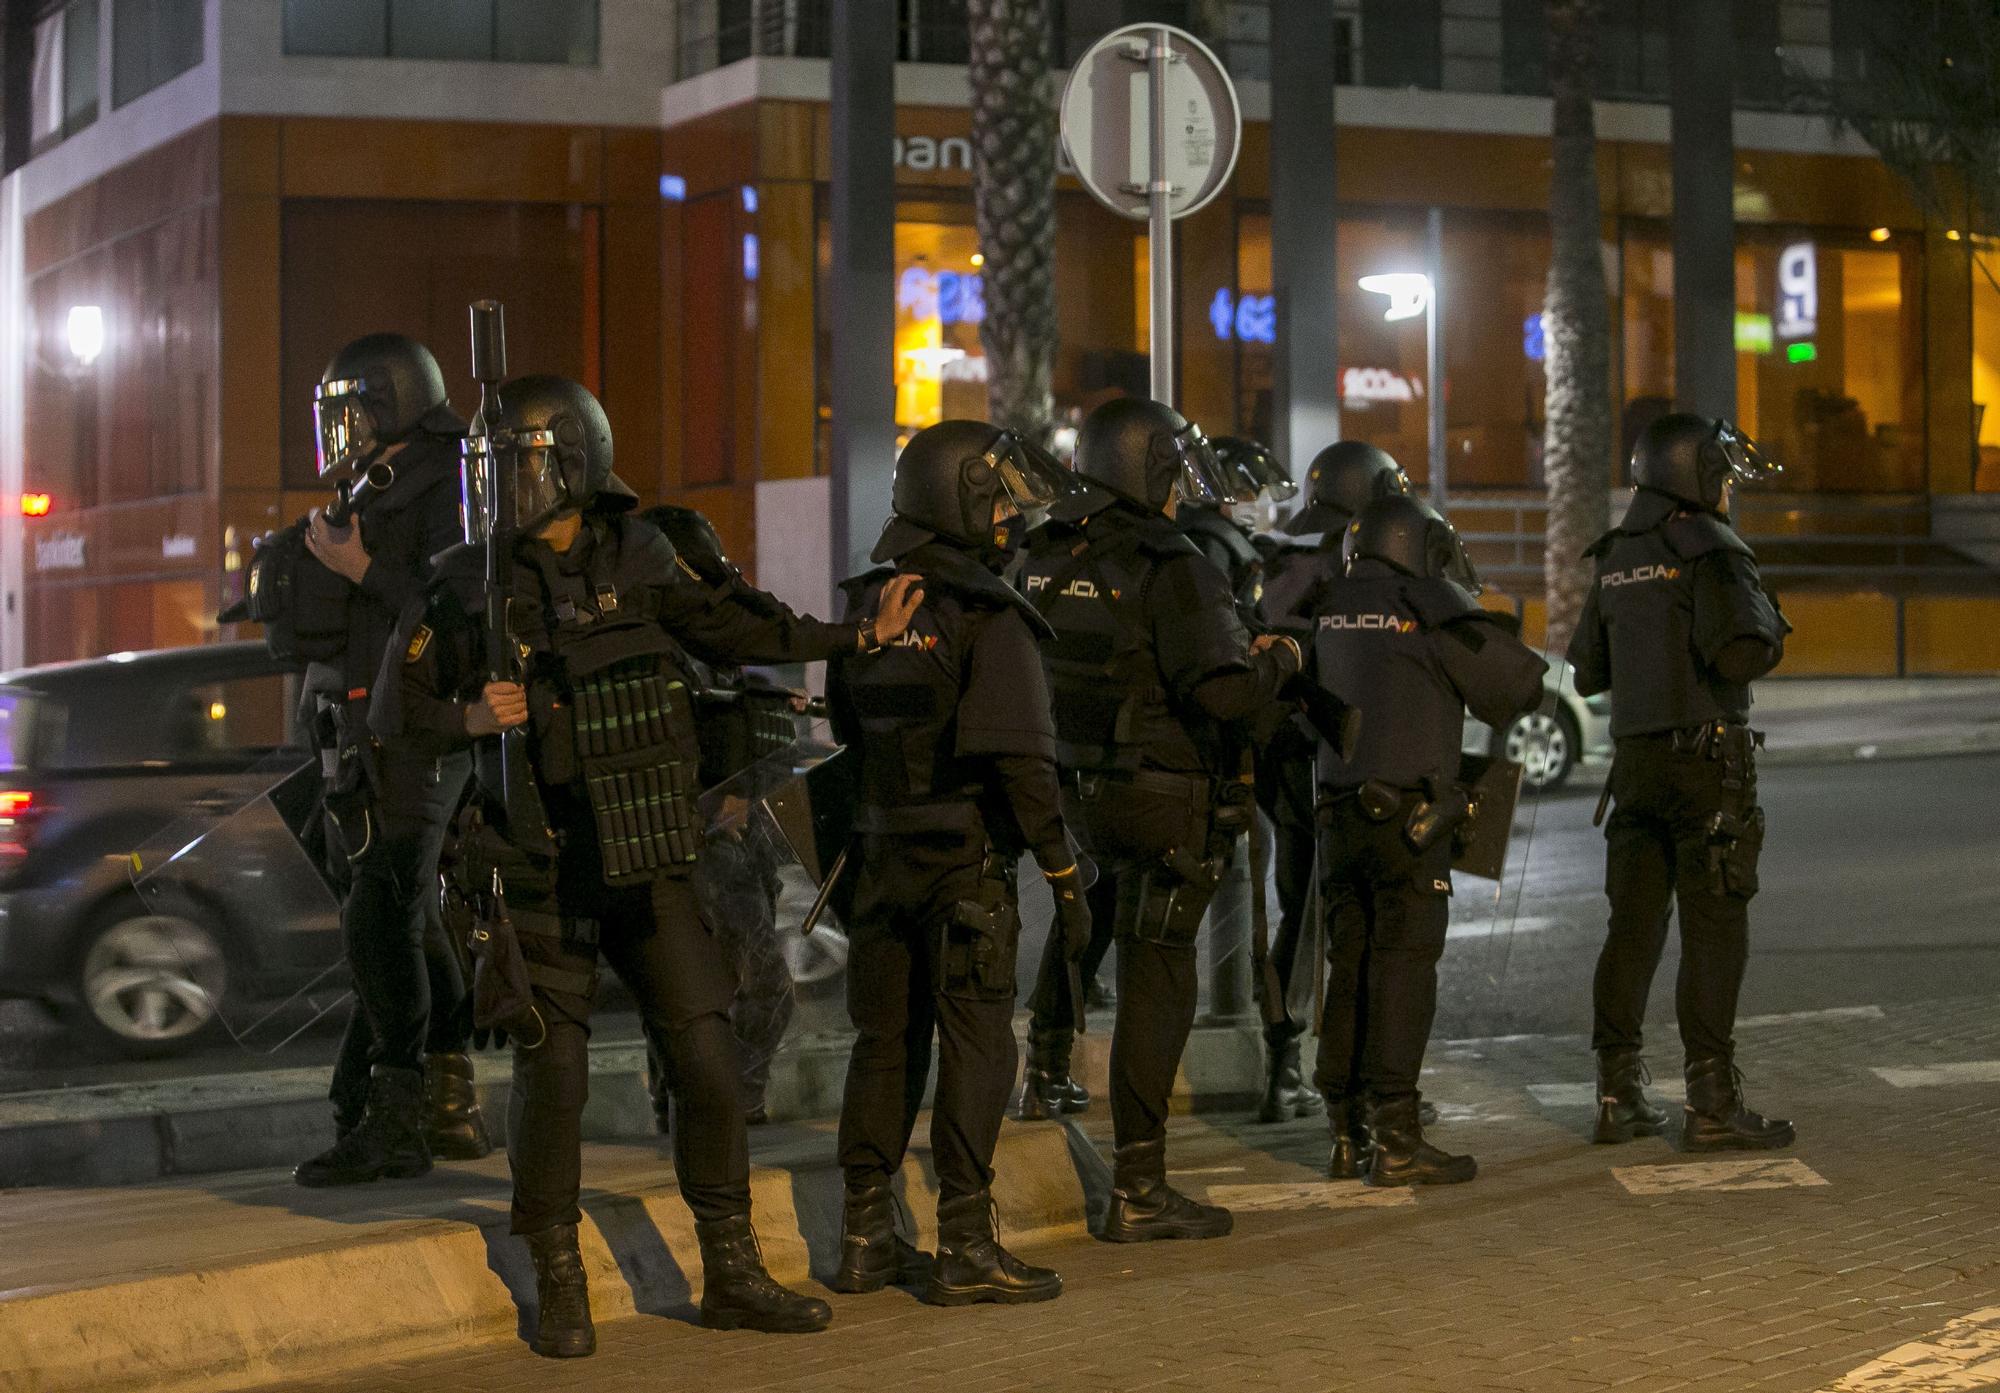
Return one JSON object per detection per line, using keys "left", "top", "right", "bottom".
{"left": 870, "top": 419, "right": 1083, "bottom": 564}
{"left": 644, "top": 503, "right": 733, "bottom": 585}
{"left": 1211, "top": 436, "right": 1298, "bottom": 506}
{"left": 1067, "top": 397, "right": 1251, "bottom": 515}
{"left": 1630, "top": 412, "right": 1781, "bottom": 516}
{"left": 312, "top": 332, "right": 463, "bottom": 478}
{"left": 1286, "top": 440, "right": 1412, "bottom": 536}
{"left": 459, "top": 374, "right": 639, "bottom": 545}
{"left": 1343, "top": 494, "right": 1474, "bottom": 584}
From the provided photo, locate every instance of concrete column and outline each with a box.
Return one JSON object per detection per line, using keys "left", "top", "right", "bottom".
{"left": 827, "top": 0, "right": 897, "bottom": 589}
{"left": 1670, "top": 0, "right": 1736, "bottom": 421}
{"left": 1268, "top": 0, "right": 1340, "bottom": 469}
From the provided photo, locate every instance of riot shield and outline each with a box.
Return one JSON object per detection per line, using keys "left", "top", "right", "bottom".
{"left": 1453, "top": 752, "right": 1525, "bottom": 881}
{"left": 124, "top": 749, "right": 349, "bottom": 1054}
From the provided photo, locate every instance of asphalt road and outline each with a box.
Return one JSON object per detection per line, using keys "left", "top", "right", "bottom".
{"left": 4, "top": 751, "right": 1993, "bottom": 1094}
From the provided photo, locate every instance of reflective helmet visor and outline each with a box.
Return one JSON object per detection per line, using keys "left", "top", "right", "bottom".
{"left": 1164, "top": 422, "right": 1254, "bottom": 507}
{"left": 986, "top": 431, "right": 1087, "bottom": 528}
{"left": 313, "top": 379, "right": 377, "bottom": 479}
{"left": 459, "top": 429, "right": 575, "bottom": 546}
{"left": 1217, "top": 439, "right": 1298, "bottom": 504}
{"left": 1713, "top": 421, "right": 1781, "bottom": 486}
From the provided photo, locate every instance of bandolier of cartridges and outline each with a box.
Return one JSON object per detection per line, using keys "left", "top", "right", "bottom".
{"left": 574, "top": 666, "right": 700, "bottom": 881}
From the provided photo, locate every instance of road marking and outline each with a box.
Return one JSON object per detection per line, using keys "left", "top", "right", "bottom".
{"left": 1446, "top": 914, "right": 1561, "bottom": 941}
{"left": 1612, "top": 1158, "right": 1828, "bottom": 1195}
{"left": 1818, "top": 1305, "right": 2000, "bottom": 1391}
{"left": 1206, "top": 1182, "right": 1415, "bottom": 1212}
{"left": 1739, "top": 1004, "right": 1885, "bottom": 1028}
{"left": 1431, "top": 1101, "right": 1522, "bottom": 1124}
{"left": 1874, "top": 1061, "right": 2000, "bottom": 1089}
{"left": 1528, "top": 1081, "right": 1685, "bottom": 1108}
{"left": 1168, "top": 1166, "right": 1247, "bottom": 1177}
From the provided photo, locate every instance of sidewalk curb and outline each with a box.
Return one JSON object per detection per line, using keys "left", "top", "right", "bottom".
{"left": 0, "top": 1120, "right": 1101, "bottom": 1393}
{"left": 0, "top": 1023, "right": 1265, "bottom": 1190}
{"left": 1759, "top": 729, "right": 2000, "bottom": 766}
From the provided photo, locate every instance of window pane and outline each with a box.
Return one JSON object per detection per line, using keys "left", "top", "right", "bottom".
{"left": 63, "top": 0, "right": 99, "bottom": 136}
{"left": 495, "top": 0, "right": 598, "bottom": 64}
{"left": 114, "top": 0, "right": 205, "bottom": 107}
{"left": 391, "top": 0, "right": 493, "bottom": 60}
{"left": 283, "top": 0, "right": 388, "bottom": 56}
{"left": 29, "top": 13, "right": 64, "bottom": 151}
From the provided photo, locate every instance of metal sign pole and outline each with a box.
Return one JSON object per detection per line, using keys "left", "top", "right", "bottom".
{"left": 1147, "top": 27, "right": 1175, "bottom": 406}
{"left": 1427, "top": 204, "right": 1448, "bottom": 511}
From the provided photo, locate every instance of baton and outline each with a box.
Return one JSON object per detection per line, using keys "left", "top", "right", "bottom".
{"left": 800, "top": 845, "right": 849, "bottom": 938}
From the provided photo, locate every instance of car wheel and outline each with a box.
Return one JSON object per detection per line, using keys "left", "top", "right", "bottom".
{"left": 1496, "top": 706, "right": 1580, "bottom": 792}
{"left": 70, "top": 898, "right": 227, "bottom": 1058}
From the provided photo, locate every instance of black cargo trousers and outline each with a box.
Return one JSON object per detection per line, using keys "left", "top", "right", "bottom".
{"left": 1058, "top": 769, "right": 1238, "bottom": 1149}
{"left": 1310, "top": 790, "right": 1453, "bottom": 1105}
{"left": 479, "top": 827, "right": 749, "bottom": 1236}
{"left": 327, "top": 739, "right": 474, "bottom": 1124}
{"left": 837, "top": 827, "right": 1023, "bottom": 1203}
{"left": 1253, "top": 719, "right": 1320, "bottom": 1014}
{"left": 1592, "top": 725, "right": 1764, "bottom": 1065}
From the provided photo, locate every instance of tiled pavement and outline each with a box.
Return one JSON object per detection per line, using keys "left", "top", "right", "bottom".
{"left": 257, "top": 994, "right": 2000, "bottom": 1393}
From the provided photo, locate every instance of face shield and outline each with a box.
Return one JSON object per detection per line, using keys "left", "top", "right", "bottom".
{"left": 312, "top": 378, "right": 380, "bottom": 479}
{"left": 984, "top": 432, "right": 1083, "bottom": 526}
{"left": 1159, "top": 422, "right": 1256, "bottom": 508}
{"left": 459, "top": 430, "right": 578, "bottom": 547}
{"left": 1708, "top": 421, "right": 1781, "bottom": 515}
{"left": 1216, "top": 440, "right": 1298, "bottom": 506}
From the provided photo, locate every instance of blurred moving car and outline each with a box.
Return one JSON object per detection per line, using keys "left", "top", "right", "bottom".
{"left": 1462, "top": 661, "right": 1611, "bottom": 792}
{"left": 0, "top": 643, "right": 341, "bottom": 1058}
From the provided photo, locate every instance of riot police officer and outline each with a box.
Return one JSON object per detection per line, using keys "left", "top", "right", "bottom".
{"left": 1299, "top": 495, "right": 1545, "bottom": 1185}
{"left": 283, "top": 332, "right": 491, "bottom": 1187}
{"left": 1246, "top": 441, "right": 1413, "bottom": 1124}
{"left": 638, "top": 504, "right": 806, "bottom": 1131}
{"left": 378, "top": 375, "right": 920, "bottom": 1357}
{"left": 828, "top": 420, "right": 1090, "bottom": 1306}
{"left": 1020, "top": 397, "right": 1302, "bottom": 1243}
{"left": 1568, "top": 413, "right": 1794, "bottom": 1152}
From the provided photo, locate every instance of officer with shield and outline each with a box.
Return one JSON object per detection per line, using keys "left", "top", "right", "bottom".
{"left": 1293, "top": 495, "right": 1545, "bottom": 1186}
{"left": 377, "top": 374, "right": 921, "bottom": 1357}
{"left": 260, "top": 333, "right": 492, "bottom": 1187}
{"left": 1568, "top": 414, "right": 1794, "bottom": 1152}
{"left": 826, "top": 420, "right": 1091, "bottom": 1306}
{"left": 1019, "top": 397, "right": 1303, "bottom": 1243}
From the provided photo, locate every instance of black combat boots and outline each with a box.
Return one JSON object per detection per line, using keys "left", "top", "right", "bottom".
{"left": 422, "top": 1052, "right": 494, "bottom": 1161}
{"left": 1593, "top": 1048, "right": 1670, "bottom": 1145}
{"left": 1255, "top": 1021, "right": 1326, "bottom": 1124}
{"left": 922, "top": 1191, "right": 1062, "bottom": 1306}
{"left": 525, "top": 1223, "right": 595, "bottom": 1359}
{"left": 1364, "top": 1094, "right": 1477, "bottom": 1187}
{"left": 1100, "top": 1138, "right": 1233, "bottom": 1242}
{"left": 830, "top": 1184, "right": 930, "bottom": 1294}
{"left": 1322, "top": 1093, "right": 1373, "bottom": 1180}
{"left": 294, "top": 1064, "right": 433, "bottom": 1187}
{"left": 1010, "top": 1027, "right": 1090, "bottom": 1122}
{"left": 695, "top": 1214, "right": 833, "bottom": 1334}
{"left": 1682, "top": 1057, "right": 1795, "bottom": 1152}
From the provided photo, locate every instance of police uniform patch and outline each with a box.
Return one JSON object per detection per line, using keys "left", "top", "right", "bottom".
{"left": 405, "top": 625, "right": 432, "bottom": 664}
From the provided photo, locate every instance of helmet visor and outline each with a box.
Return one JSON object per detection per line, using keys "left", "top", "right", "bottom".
{"left": 313, "top": 379, "right": 377, "bottom": 479}
{"left": 1164, "top": 422, "right": 1256, "bottom": 507}
{"left": 1216, "top": 439, "right": 1298, "bottom": 504}
{"left": 986, "top": 432, "right": 1087, "bottom": 527}
{"left": 458, "top": 430, "right": 573, "bottom": 546}
{"left": 1713, "top": 421, "right": 1781, "bottom": 486}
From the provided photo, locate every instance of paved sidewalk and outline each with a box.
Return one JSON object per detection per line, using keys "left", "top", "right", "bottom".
{"left": 1753, "top": 679, "right": 2000, "bottom": 764}
{"left": 242, "top": 993, "right": 2000, "bottom": 1393}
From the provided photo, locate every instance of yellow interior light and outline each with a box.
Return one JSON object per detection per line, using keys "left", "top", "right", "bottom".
{"left": 208, "top": 702, "right": 227, "bottom": 721}
{"left": 1869, "top": 227, "right": 1891, "bottom": 242}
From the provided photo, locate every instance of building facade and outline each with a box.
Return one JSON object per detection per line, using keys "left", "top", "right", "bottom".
{"left": 1, "top": 0, "right": 1997, "bottom": 674}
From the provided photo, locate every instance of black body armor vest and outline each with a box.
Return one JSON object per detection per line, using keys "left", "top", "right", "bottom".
{"left": 511, "top": 530, "right": 705, "bottom": 884}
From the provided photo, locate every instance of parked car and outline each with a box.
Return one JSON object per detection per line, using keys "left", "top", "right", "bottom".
{"left": 1462, "top": 660, "right": 1612, "bottom": 792}
{"left": 0, "top": 642, "right": 342, "bottom": 1058}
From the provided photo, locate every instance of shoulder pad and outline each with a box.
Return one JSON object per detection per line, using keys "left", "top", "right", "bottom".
{"left": 614, "top": 514, "right": 679, "bottom": 570}
{"left": 428, "top": 543, "right": 486, "bottom": 609}
{"left": 1131, "top": 518, "right": 1203, "bottom": 562}
{"left": 1661, "top": 511, "right": 1753, "bottom": 561}
{"left": 1400, "top": 578, "right": 1484, "bottom": 631}
{"left": 838, "top": 566, "right": 895, "bottom": 605}
{"left": 908, "top": 544, "right": 1056, "bottom": 642}
{"left": 1583, "top": 530, "right": 1617, "bottom": 560}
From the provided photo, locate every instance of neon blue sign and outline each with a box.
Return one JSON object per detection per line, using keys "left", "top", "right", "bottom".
{"left": 1209, "top": 288, "right": 1276, "bottom": 344}
{"left": 896, "top": 267, "right": 985, "bottom": 326}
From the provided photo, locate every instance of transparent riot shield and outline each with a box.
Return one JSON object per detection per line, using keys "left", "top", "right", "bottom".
{"left": 125, "top": 749, "right": 349, "bottom": 1055}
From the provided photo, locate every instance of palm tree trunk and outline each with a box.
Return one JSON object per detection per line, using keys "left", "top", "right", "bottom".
{"left": 1541, "top": 0, "right": 1613, "bottom": 653}
{"left": 967, "top": 0, "right": 1058, "bottom": 440}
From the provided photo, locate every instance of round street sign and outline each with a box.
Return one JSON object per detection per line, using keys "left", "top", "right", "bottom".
{"left": 1060, "top": 23, "right": 1242, "bottom": 223}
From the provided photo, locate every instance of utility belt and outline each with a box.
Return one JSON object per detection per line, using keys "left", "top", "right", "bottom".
{"left": 1319, "top": 775, "right": 1474, "bottom": 856}
{"left": 1617, "top": 723, "right": 1765, "bottom": 898}
{"left": 1069, "top": 764, "right": 1212, "bottom": 807}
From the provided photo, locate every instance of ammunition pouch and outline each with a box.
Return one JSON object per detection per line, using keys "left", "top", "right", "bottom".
{"left": 1127, "top": 844, "right": 1224, "bottom": 949}
{"left": 937, "top": 853, "right": 1020, "bottom": 1000}
{"left": 1404, "top": 782, "right": 1475, "bottom": 854}
{"left": 695, "top": 684, "right": 801, "bottom": 789}
{"left": 571, "top": 663, "right": 701, "bottom": 884}
{"left": 1705, "top": 806, "right": 1765, "bottom": 899}
{"left": 1355, "top": 779, "right": 1403, "bottom": 823}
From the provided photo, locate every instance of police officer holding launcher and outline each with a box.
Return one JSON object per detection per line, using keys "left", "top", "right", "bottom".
{"left": 1021, "top": 397, "right": 1303, "bottom": 1242}
{"left": 379, "top": 375, "right": 920, "bottom": 1357}
{"left": 1568, "top": 414, "right": 1794, "bottom": 1152}
{"left": 828, "top": 420, "right": 1091, "bottom": 1306}
{"left": 1298, "top": 495, "right": 1545, "bottom": 1185}
{"left": 280, "top": 333, "right": 492, "bottom": 1186}
{"left": 1249, "top": 441, "right": 1414, "bottom": 1124}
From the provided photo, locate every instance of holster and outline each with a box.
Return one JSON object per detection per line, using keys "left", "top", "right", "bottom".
{"left": 1705, "top": 806, "right": 1766, "bottom": 899}
{"left": 1404, "top": 781, "right": 1474, "bottom": 854}
{"left": 937, "top": 850, "right": 1020, "bottom": 1000}
{"left": 316, "top": 696, "right": 381, "bottom": 862}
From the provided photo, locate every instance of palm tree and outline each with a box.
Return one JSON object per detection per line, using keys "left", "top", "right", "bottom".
{"left": 967, "top": 0, "right": 1059, "bottom": 440}
{"left": 1540, "top": 0, "right": 1613, "bottom": 652}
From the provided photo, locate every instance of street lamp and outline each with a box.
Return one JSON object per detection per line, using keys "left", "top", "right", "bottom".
{"left": 64, "top": 306, "right": 104, "bottom": 368}
{"left": 1356, "top": 209, "right": 1448, "bottom": 508}
{"left": 1356, "top": 273, "right": 1432, "bottom": 323}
